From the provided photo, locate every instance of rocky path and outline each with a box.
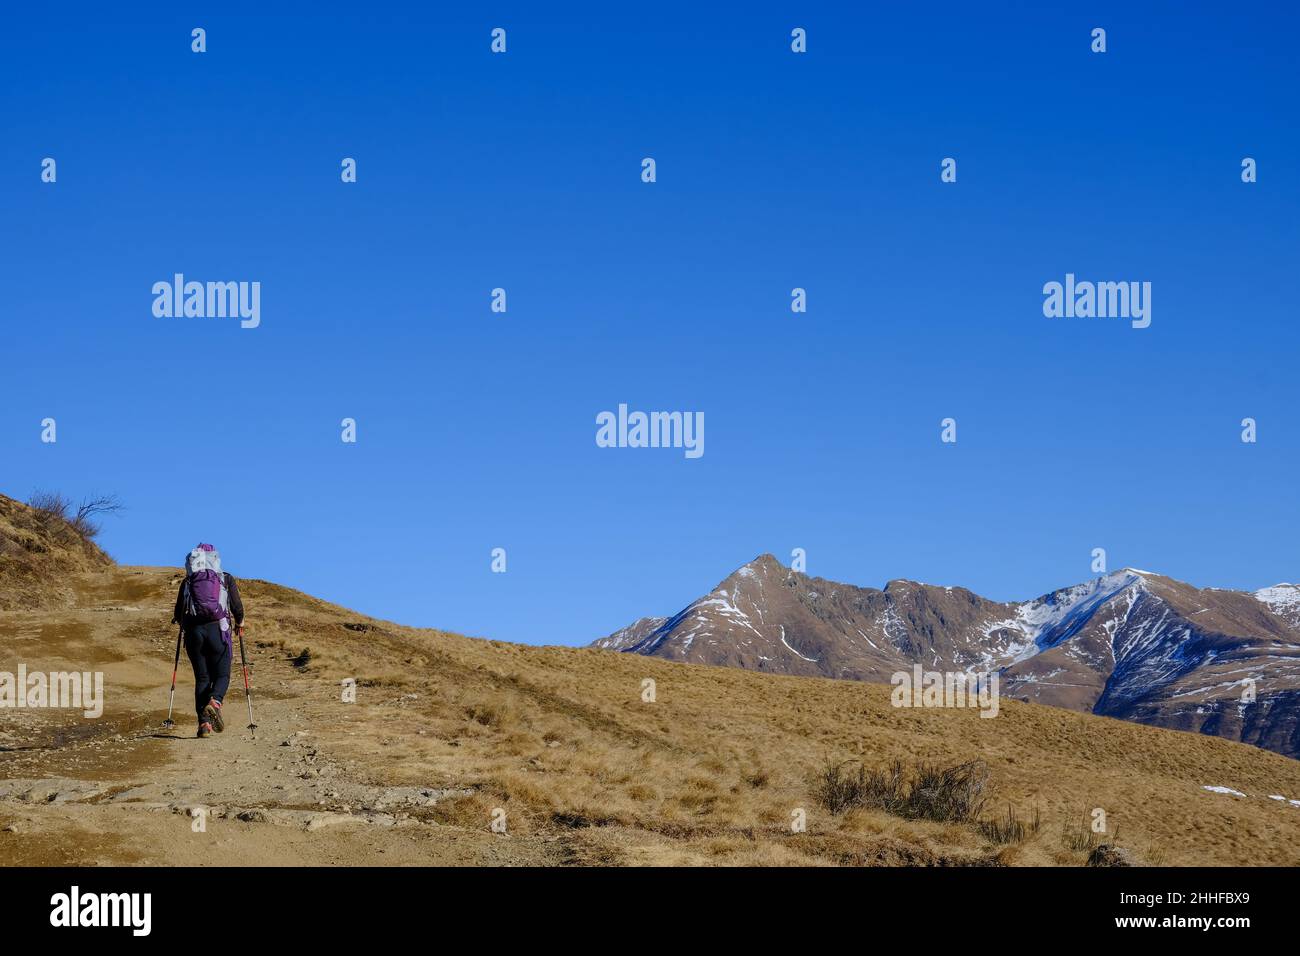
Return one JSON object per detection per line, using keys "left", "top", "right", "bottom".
{"left": 0, "top": 569, "right": 552, "bottom": 866}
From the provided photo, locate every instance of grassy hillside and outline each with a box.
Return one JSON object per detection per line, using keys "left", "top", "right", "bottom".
{"left": 2, "top": 495, "right": 1298, "bottom": 866}
{"left": 3, "top": 563, "right": 1299, "bottom": 866}
{"left": 0, "top": 492, "right": 112, "bottom": 611}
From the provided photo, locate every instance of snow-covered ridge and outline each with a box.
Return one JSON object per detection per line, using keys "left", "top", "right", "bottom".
{"left": 974, "top": 571, "right": 1146, "bottom": 665}
{"left": 593, "top": 616, "right": 666, "bottom": 650}
{"left": 1254, "top": 584, "right": 1300, "bottom": 631}
{"left": 1020, "top": 571, "right": 1143, "bottom": 631}
{"left": 610, "top": 559, "right": 1289, "bottom": 676}
{"left": 624, "top": 557, "right": 777, "bottom": 655}
{"left": 1255, "top": 584, "right": 1300, "bottom": 613}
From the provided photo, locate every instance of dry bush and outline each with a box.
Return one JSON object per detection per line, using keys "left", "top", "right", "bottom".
{"left": 27, "top": 491, "right": 122, "bottom": 543}
{"left": 27, "top": 491, "right": 71, "bottom": 525}
{"left": 816, "top": 757, "right": 989, "bottom": 824}
{"left": 464, "top": 702, "right": 503, "bottom": 727}
{"left": 817, "top": 758, "right": 903, "bottom": 815}
{"left": 819, "top": 760, "right": 878, "bottom": 815}
{"left": 977, "top": 802, "right": 1041, "bottom": 845}
{"left": 906, "top": 761, "right": 989, "bottom": 823}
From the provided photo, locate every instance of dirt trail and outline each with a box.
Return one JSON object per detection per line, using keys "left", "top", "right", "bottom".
{"left": 0, "top": 568, "right": 554, "bottom": 866}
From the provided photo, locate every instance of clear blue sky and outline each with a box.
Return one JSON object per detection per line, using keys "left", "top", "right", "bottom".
{"left": 3, "top": 2, "right": 1297, "bottom": 645}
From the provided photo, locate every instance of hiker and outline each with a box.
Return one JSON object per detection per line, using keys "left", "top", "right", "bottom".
{"left": 172, "top": 543, "right": 245, "bottom": 738}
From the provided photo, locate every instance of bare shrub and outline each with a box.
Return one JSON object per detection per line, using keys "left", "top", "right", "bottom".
{"left": 816, "top": 757, "right": 988, "bottom": 824}
{"left": 817, "top": 761, "right": 869, "bottom": 815}
{"left": 977, "top": 802, "right": 1041, "bottom": 845}
{"left": 28, "top": 491, "right": 71, "bottom": 525}
{"left": 863, "top": 758, "right": 908, "bottom": 813}
{"left": 70, "top": 494, "right": 123, "bottom": 539}
{"left": 26, "top": 491, "right": 122, "bottom": 543}
{"left": 907, "top": 760, "right": 989, "bottom": 823}
{"left": 464, "top": 702, "right": 502, "bottom": 727}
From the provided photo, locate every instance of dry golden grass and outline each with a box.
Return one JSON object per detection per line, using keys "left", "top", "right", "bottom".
{"left": 4, "top": 558, "right": 1300, "bottom": 866}
{"left": 224, "top": 575, "right": 1300, "bottom": 866}
{"left": 0, "top": 494, "right": 112, "bottom": 611}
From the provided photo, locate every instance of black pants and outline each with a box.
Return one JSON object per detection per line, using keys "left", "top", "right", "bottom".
{"left": 184, "top": 621, "right": 232, "bottom": 721}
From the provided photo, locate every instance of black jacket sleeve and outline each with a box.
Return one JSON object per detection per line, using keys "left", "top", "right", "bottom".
{"left": 225, "top": 573, "right": 245, "bottom": 627}
{"left": 172, "top": 580, "right": 186, "bottom": 625}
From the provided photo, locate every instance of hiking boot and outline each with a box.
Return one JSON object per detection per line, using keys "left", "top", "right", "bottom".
{"left": 204, "top": 699, "right": 225, "bottom": 733}
{"left": 197, "top": 722, "right": 213, "bottom": 739}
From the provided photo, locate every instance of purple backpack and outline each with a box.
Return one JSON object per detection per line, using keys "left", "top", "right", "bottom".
{"left": 184, "top": 544, "right": 230, "bottom": 627}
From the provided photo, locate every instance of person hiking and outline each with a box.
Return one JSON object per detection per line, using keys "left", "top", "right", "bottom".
{"left": 171, "top": 543, "right": 245, "bottom": 738}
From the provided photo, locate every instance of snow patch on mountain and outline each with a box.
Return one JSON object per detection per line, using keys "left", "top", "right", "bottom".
{"left": 967, "top": 572, "right": 1145, "bottom": 667}
{"left": 855, "top": 627, "right": 879, "bottom": 651}
{"left": 1020, "top": 572, "right": 1144, "bottom": 652}
{"left": 1202, "top": 786, "right": 1247, "bottom": 797}
{"left": 876, "top": 606, "right": 910, "bottom": 648}
{"left": 1256, "top": 584, "right": 1300, "bottom": 627}
{"left": 779, "top": 625, "right": 818, "bottom": 662}
{"left": 593, "top": 616, "right": 667, "bottom": 651}
{"left": 695, "top": 593, "right": 762, "bottom": 637}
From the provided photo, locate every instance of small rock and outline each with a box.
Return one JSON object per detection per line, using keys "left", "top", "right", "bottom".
{"left": 1087, "top": 843, "right": 1136, "bottom": 867}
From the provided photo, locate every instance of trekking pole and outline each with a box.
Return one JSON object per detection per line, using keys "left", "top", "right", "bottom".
{"left": 236, "top": 624, "right": 258, "bottom": 737}
{"left": 162, "top": 626, "right": 183, "bottom": 728}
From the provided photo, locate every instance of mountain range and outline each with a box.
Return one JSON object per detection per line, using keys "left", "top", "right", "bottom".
{"left": 594, "top": 555, "right": 1300, "bottom": 759}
